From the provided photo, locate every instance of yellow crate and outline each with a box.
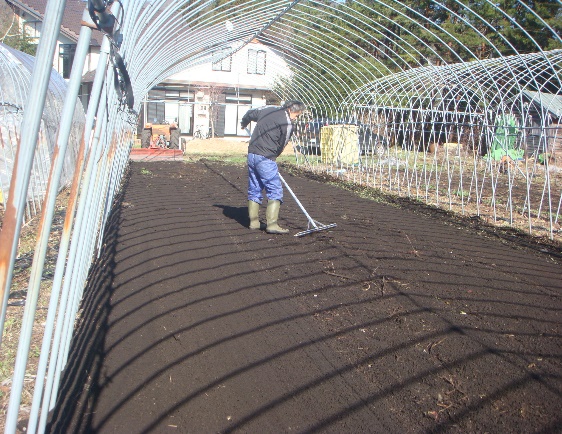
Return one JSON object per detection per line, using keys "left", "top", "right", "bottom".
{"left": 320, "top": 125, "right": 359, "bottom": 165}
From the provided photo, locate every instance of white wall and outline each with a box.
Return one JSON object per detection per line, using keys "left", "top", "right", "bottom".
{"left": 166, "top": 41, "right": 291, "bottom": 91}
{"left": 146, "top": 41, "right": 291, "bottom": 136}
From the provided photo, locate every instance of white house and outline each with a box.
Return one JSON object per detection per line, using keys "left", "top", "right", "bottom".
{"left": 3, "top": 2, "right": 292, "bottom": 138}
{"left": 141, "top": 39, "right": 292, "bottom": 137}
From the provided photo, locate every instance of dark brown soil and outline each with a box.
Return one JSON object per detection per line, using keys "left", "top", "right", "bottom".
{"left": 48, "top": 160, "right": 562, "bottom": 433}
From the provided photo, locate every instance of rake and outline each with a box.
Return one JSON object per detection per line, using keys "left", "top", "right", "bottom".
{"left": 279, "top": 173, "right": 337, "bottom": 237}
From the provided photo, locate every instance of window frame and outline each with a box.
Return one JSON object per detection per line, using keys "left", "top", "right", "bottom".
{"left": 247, "top": 49, "right": 266, "bottom": 75}
{"left": 212, "top": 48, "right": 232, "bottom": 72}
{"left": 59, "top": 43, "right": 77, "bottom": 79}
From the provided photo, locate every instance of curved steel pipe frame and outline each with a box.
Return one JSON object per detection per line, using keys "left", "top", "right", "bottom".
{"left": 0, "top": 0, "right": 560, "bottom": 432}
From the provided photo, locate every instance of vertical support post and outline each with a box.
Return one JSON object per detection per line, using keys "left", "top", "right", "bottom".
{"left": 0, "top": 0, "right": 68, "bottom": 348}
{"left": 42, "top": 95, "right": 108, "bottom": 428}
{"left": 27, "top": 16, "right": 113, "bottom": 434}
{"left": 3, "top": 8, "right": 92, "bottom": 434}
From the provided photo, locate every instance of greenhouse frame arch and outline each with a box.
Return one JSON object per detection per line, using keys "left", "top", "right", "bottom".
{"left": 0, "top": 0, "right": 560, "bottom": 432}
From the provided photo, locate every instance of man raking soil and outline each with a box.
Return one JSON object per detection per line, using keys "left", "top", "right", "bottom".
{"left": 241, "top": 101, "right": 336, "bottom": 236}
{"left": 241, "top": 100, "right": 303, "bottom": 234}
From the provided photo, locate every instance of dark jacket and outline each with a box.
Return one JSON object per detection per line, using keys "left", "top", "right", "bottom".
{"left": 241, "top": 106, "right": 293, "bottom": 160}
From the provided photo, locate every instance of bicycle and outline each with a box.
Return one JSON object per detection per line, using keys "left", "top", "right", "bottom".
{"left": 193, "top": 126, "right": 211, "bottom": 139}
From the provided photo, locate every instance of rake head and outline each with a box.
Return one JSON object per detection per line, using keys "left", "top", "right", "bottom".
{"left": 277, "top": 173, "right": 337, "bottom": 238}
{"left": 294, "top": 221, "right": 337, "bottom": 237}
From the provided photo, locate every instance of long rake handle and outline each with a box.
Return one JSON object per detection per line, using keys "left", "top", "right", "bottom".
{"left": 278, "top": 174, "right": 318, "bottom": 228}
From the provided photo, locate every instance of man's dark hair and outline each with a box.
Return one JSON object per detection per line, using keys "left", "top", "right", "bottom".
{"left": 283, "top": 100, "right": 306, "bottom": 113}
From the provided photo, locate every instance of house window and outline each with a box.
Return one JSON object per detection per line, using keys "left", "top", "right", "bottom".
{"left": 247, "top": 49, "right": 266, "bottom": 75}
{"left": 23, "top": 20, "right": 40, "bottom": 40}
{"left": 59, "top": 43, "right": 76, "bottom": 79}
{"left": 225, "top": 94, "right": 252, "bottom": 104}
{"left": 212, "top": 48, "right": 232, "bottom": 72}
{"left": 165, "top": 90, "right": 180, "bottom": 99}
{"left": 179, "top": 91, "right": 194, "bottom": 100}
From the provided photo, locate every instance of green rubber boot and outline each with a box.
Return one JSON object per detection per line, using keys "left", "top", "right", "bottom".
{"left": 248, "top": 200, "right": 261, "bottom": 230}
{"left": 266, "top": 200, "right": 289, "bottom": 234}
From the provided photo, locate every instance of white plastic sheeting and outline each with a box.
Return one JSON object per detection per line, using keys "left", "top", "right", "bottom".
{"left": 0, "top": 43, "right": 84, "bottom": 220}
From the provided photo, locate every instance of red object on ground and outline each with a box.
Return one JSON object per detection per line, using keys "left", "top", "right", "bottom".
{"left": 129, "top": 148, "right": 183, "bottom": 161}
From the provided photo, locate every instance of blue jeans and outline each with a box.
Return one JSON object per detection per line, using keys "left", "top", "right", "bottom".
{"left": 247, "top": 153, "right": 283, "bottom": 203}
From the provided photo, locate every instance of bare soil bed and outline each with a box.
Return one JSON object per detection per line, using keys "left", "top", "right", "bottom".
{"left": 48, "top": 158, "right": 561, "bottom": 433}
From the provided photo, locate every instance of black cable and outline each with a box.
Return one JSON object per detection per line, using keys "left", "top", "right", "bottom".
{"left": 87, "top": 0, "right": 134, "bottom": 111}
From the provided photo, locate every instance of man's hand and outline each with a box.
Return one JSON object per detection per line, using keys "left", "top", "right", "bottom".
{"left": 240, "top": 122, "right": 247, "bottom": 129}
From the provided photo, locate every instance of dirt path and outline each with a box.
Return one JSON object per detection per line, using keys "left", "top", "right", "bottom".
{"left": 48, "top": 160, "right": 562, "bottom": 433}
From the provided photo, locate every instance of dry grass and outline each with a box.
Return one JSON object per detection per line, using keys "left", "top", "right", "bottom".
{"left": 183, "top": 137, "right": 249, "bottom": 155}
{"left": 0, "top": 190, "right": 67, "bottom": 432}
{"left": 182, "top": 137, "right": 294, "bottom": 156}
{"left": 292, "top": 144, "right": 562, "bottom": 244}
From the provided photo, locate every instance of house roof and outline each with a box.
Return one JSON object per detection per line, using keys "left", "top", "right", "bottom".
{"left": 81, "top": 68, "right": 97, "bottom": 82}
{"left": 523, "top": 90, "right": 562, "bottom": 118}
{"left": 7, "top": 0, "right": 102, "bottom": 46}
